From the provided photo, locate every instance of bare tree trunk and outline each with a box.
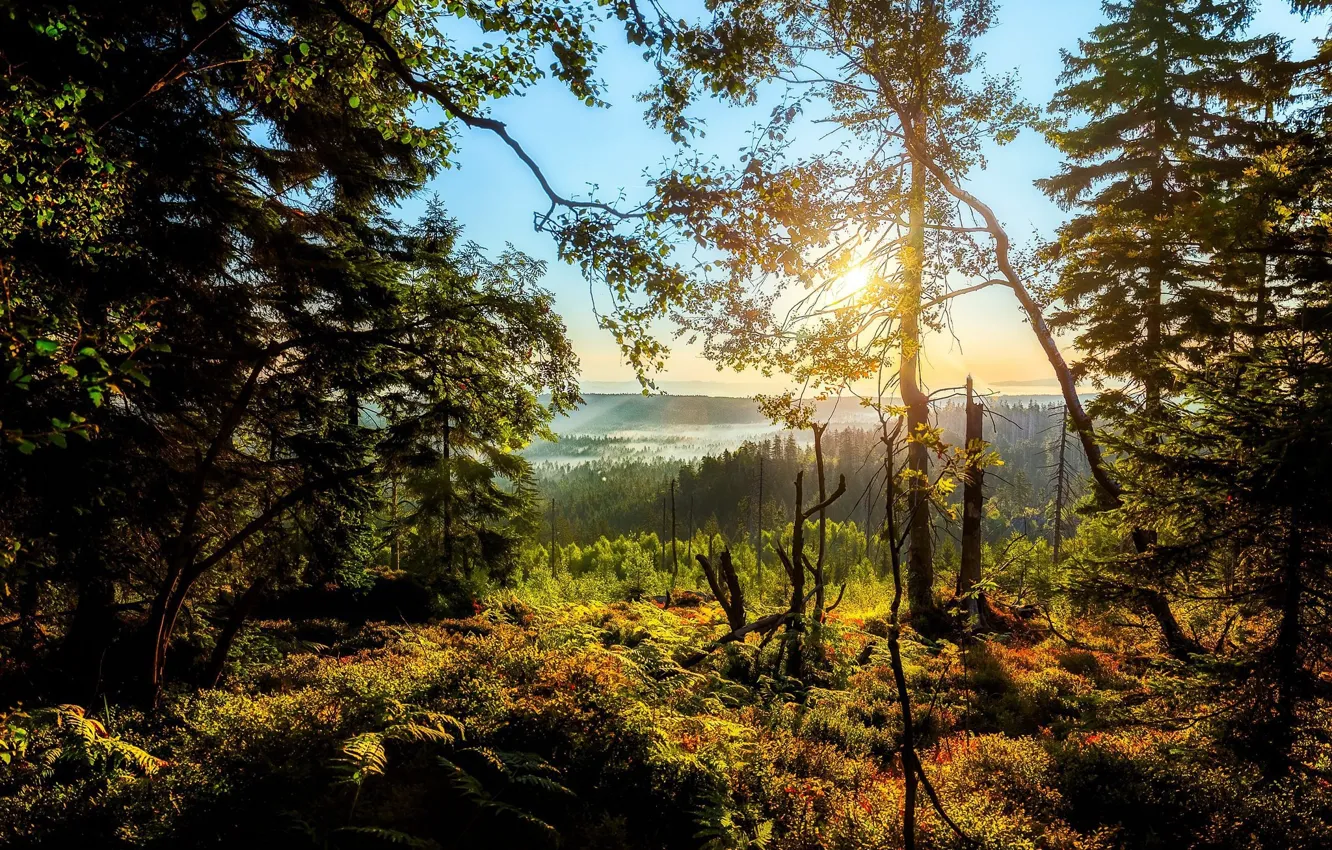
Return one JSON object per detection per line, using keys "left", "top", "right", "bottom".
{"left": 756, "top": 456, "right": 764, "bottom": 586}
{"left": 784, "top": 471, "right": 806, "bottom": 678}
{"left": 689, "top": 492, "right": 695, "bottom": 584}
{"left": 662, "top": 490, "right": 672, "bottom": 605}
{"left": 877, "top": 416, "right": 916, "bottom": 849}
{"left": 670, "top": 478, "right": 678, "bottom": 590}
{"left": 813, "top": 424, "right": 829, "bottom": 623}
{"left": 958, "top": 376, "right": 983, "bottom": 615}
{"left": 1052, "top": 405, "right": 1069, "bottom": 566}
{"left": 697, "top": 550, "right": 747, "bottom": 633}
{"left": 549, "top": 498, "right": 557, "bottom": 576}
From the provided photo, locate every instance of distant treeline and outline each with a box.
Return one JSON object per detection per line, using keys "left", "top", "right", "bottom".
{"left": 536, "top": 398, "right": 1089, "bottom": 550}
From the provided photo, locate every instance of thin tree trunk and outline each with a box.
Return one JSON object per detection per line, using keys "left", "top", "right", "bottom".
{"left": 880, "top": 416, "right": 916, "bottom": 850}
{"left": 65, "top": 550, "right": 117, "bottom": 700}
{"left": 813, "top": 424, "right": 829, "bottom": 623}
{"left": 756, "top": 456, "right": 763, "bottom": 586}
{"left": 959, "top": 376, "right": 983, "bottom": 614}
{"left": 390, "top": 474, "right": 401, "bottom": 572}
{"left": 205, "top": 573, "right": 270, "bottom": 688}
{"left": 1052, "top": 405, "right": 1069, "bottom": 566}
{"left": 15, "top": 563, "right": 41, "bottom": 663}
{"left": 785, "top": 471, "right": 806, "bottom": 678}
{"left": 689, "top": 492, "right": 695, "bottom": 584}
{"left": 670, "top": 478, "right": 678, "bottom": 591}
{"left": 1271, "top": 505, "right": 1304, "bottom": 775}
{"left": 442, "top": 406, "right": 453, "bottom": 574}
{"left": 144, "top": 464, "right": 373, "bottom": 705}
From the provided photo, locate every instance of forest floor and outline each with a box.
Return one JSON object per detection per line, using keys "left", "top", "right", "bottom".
{"left": 3, "top": 597, "right": 1330, "bottom": 849}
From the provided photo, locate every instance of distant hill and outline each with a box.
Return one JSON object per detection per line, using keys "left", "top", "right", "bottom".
{"left": 549, "top": 392, "right": 1075, "bottom": 437}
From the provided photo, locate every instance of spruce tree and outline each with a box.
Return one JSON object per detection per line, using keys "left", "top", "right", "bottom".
{"left": 1040, "top": 0, "right": 1290, "bottom": 419}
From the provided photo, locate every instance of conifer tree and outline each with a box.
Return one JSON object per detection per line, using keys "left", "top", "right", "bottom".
{"left": 1040, "top": 0, "right": 1290, "bottom": 419}
{"left": 1112, "top": 330, "right": 1332, "bottom": 776}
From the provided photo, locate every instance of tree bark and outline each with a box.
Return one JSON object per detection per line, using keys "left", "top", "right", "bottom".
{"left": 902, "top": 143, "right": 934, "bottom": 614}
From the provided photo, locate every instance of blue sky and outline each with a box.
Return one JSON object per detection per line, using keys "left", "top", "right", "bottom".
{"left": 406, "top": 0, "right": 1326, "bottom": 396}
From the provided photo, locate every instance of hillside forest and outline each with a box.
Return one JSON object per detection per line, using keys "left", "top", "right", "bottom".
{"left": 3, "top": 1, "right": 1332, "bottom": 848}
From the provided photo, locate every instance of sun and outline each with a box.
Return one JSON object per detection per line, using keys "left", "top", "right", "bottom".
{"left": 832, "top": 263, "right": 874, "bottom": 299}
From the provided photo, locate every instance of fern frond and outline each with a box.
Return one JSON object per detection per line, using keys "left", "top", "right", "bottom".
{"left": 438, "top": 757, "right": 486, "bottom": 798}
{"left": 107, "top": 739, "right": 166, "bottom": 775}
{"left": 338, "top": 733, "right": 387, "bottom": 783}
{"left": 383, "top": 722, "right": 455, "bottom": 745}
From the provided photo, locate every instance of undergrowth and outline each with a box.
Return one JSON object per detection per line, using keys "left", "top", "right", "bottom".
{"left": 2, "top": 600, "right": 1329, "bottom": 849}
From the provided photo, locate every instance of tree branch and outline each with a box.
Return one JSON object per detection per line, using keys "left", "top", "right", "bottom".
{"left": 320, "top": 0, "right": 643, "bottom": 221}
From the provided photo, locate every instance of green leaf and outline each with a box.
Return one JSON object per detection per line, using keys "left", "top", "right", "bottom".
{"left": 34, "top": 339, "right": 60, "bottom": 355}
{"left": 192, "top": 1, "right": 207, "bottom": 21}
{"left": 348, "top": 94, "right": 361, "bottom": 109}
{"left": 299, "top": 42, "right": 310, "bottom": 57}
{"left": 48, "top": 432, "right": 67, "bottom": 449}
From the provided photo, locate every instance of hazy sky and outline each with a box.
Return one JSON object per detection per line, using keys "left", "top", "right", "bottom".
{"left": 405, "top": 0, "right": 1325, "bottom": 396}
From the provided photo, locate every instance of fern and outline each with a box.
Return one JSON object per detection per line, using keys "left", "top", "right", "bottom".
{"left": 2, "top": 704, "right": 166, "bottom": 777}
{"left": 437, "top": 750, "right": 574, "bottom": 843}
{"left": 693, "top": 785, "right": 774, "bottom": 850}
{"left": 338, "top": 733, "right": 387, "bottom": 784}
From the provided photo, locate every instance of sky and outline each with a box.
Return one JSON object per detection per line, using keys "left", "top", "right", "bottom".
{"left": 406, "top": 0, "right": 1326, "bottom": 397}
